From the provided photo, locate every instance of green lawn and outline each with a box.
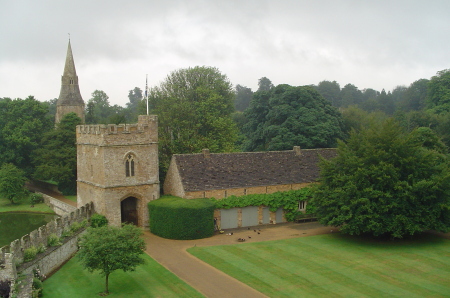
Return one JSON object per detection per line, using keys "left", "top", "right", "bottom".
{"left": 0, "top": 196, "right": 54, "bottom": 213}
{"left": 65, "top": 195, "right": 77, "bottom": 202}
{"left": 188, "top": 233, "right": 450, "bottom": 298}
{"left": 43, "top": 253, "right": 204, "bottom": 298}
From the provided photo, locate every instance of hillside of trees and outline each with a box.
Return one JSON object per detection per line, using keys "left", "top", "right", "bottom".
{"left": 2, "top": 68, "right": 450, "bottom": 200}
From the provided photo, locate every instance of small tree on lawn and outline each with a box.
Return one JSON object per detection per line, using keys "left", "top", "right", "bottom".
{"left": 312, "top": 119, "right": 450, "bottom": 238}
{"left": 77, "top": 224, "right": 146, "bottom": 295}
{"left": 0, "top": 163, "right": 28, "bottom": 204}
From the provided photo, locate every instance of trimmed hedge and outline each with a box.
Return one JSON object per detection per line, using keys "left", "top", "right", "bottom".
{"left": 148, "top": 196, "right": 215, "bottom": 240}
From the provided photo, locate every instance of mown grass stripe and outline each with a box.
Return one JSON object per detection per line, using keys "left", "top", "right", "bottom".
{"left": 267, "top": 241, "right": 413, "bottom": 298}
{"left": 44, "top": 254, "right": 204, "bottom": 297}
{"left": 189, "top": 234, "right": 450, "bottom": 298}
{"left": 189, "top": 247, "right": 290, "bottom": 297}
{"left": 193, "top": 244, "right": 369, "bottom": 298}
{"left": 282, "top": 238, "right": 445, "bottom": 297}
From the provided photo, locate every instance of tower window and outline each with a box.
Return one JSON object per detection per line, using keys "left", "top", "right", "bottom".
{"left": 126, "top": 154, "right": 135, "bottom": 177}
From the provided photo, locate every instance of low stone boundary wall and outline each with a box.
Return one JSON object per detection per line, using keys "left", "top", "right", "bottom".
{"left": 19, "top": 229, "right": 85, "bottom": 277}
{"left": 0, "top": 200, "right": 94, "bottom": 297}
{"left": 41, "top": 193, "right": 77, "bottom": 216}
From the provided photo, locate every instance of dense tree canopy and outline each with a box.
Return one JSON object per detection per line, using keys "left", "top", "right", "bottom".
{"left": 125, "top": 87, "right": 143, "bottom": 122}
{"left": 32, "top": 113, "right": 81, "bottom": 195}
{"left": 257, "top": 77, "right": 274, "bottom": 92}
{"left": 0, "top": 163, "right": 28, "bottom": 204}
{"left": 78, "top": 224, "right": 146, "bottom": 295}
{"left": 234, "top": 84, "right": 253, "bottom": 111}
{"left": 315, "top": 80, "right": 341, "bottom": 107}
{"left": 243, "top": 84, "right": 344, "bottom": 151}
{"left": 148, "top": 66, "right": 238, "bottom": 177}
{"left": 313, "top": 120, "right": 450, "bottom": 238}
{"left": 427, "top": 69, "right": 450, "bottom": 113}
{"left": 0, "top": 96, "right": 52, "bottom": 175}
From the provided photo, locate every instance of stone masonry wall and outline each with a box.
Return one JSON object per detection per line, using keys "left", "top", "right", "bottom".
{"left": 184, "top": 183, "right": 311, "bottom": 199}
{"left": 42, "top": 193, "right": 77, "bottom": 216}
{"left": 0, "top": 202, "right": 94, "bottom": 282}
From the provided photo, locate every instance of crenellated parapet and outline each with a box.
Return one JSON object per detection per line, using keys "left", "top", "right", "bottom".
{"left": 76, "top": 115, "right": 158, "bottom": 146}
{"left": 0, "top": 202, "right": 94, "bottom": 266}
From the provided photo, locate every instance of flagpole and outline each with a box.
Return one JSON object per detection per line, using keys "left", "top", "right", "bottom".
{"left": 145, "top": 74, "right": 148, "bottom": 115}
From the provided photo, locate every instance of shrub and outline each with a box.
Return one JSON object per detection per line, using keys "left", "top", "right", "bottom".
{"left": 29, "top": 193, "right": 44, "bottom": 206}
{"left": 36, "top": 244, "right": 46, "bottom": 254}
{"left": 47, "top": 233, "right": 61, "bottom": 247}
{"left": 23, "top": 246, "right": 38, "bottom": 262}
{"left": 61, "top": 228, "right": 73, "bottom": 239}
{"left": 0, "top": 280, "right": 10, "bottom": 298}
{"left": 90, "top": 214, "right": 108, "bottom": 228}
{"left": 148, "top": 196, "right": 215, "bottom": 240}
{"left": 70, "top": 221, "right": 83, "bottom": 233}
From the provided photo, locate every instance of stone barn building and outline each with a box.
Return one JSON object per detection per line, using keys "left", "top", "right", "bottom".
{"left": 76, "top": 115, "right": 159, "bottom": 227}
{"left": 164, "top": 147, "right": 336, "bottom": 199}
{"left": 163, "top": 147, "right": 337, "bottom": 229}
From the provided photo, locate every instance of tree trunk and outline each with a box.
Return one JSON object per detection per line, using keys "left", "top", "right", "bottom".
{"left": 105, "top": 273, "right": 110, "bottom": 294}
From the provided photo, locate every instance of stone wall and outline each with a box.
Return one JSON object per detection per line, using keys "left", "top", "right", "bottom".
{"left": 0, "top": 202, "right": 94, "bottom": 283}
{"left": 42, "top": 193, "right": 77, "bottom": 216}
{"left": 77, "top": 115, "right": 160, "bottom": 227}
{"left": 184, "top": 182, "right": 311, "bottom": 199}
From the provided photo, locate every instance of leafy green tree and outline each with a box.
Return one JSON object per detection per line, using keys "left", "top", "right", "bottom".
{"left": 427, "top": 69, "right": 450, "bottom": 113}
{"left": 43, "top": 98, "right": 58, "bottom": 119}
{"left": 315, "top": 80, "right": 341, "bottom": 107}
{"left": 359, "top": 88, "right": 380, "bottom": 112}
{"left": 32, "top": 113, "right": 81, "bottom": 195}
{"left": 85, "top": 90, "right": 113, "bottom": 124}
{"left": 125, "top": 87, "right": 143, "bottom": 122}
{"left": 78, "top": 224, "right": 146, "bottom": 295}
{"left": 0, "top": 96, "right": 52, "bottom": 175}
{"left": 234, "top": 84, "right": 253, "bottom": 111}
{"left": 148, "top": 66, "right": 238, "bottom": 178}
{"left": 257, "top": 77, "right": 274, "bottom": 92}
{"left": 243, "top": 84, "right": 344, "bottom": 151}
{"left": 0, "top": 163, "right": 28, "bottom": 204}
{"left": 401, "top": 79, "right": 429, "bottom": 112}
{"left": 377, "top": 89, "right": 396, "bottom": 115}
{"left": 341, "top": 106, "right": 388, "bottom": 136}
{"left": 313, "top": 119, "right": 450, "bottom": 238}
{"left": 340, "top": 83, "right": 363, "bottom": 108}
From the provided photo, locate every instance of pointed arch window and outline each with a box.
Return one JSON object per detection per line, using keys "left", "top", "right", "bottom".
{"left": 125, "top": 154, "right": 135, "bottom": 177}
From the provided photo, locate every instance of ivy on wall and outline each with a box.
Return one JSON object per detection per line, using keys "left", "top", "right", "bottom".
{"left": 209, "top": 188, "right": 314, "bottom": 221}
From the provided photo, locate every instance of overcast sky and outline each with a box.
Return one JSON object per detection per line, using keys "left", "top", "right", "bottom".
{"left": 1, "top": 0, "right": 449, "bottom": 106}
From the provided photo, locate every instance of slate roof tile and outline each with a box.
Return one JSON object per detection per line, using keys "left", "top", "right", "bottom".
{"left": 173, "top": 148, "right": 337, "bottom": 192}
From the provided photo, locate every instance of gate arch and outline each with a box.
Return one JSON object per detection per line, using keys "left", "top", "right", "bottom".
{"left": 121, "top": 196, "right": 138, "bottom": 225}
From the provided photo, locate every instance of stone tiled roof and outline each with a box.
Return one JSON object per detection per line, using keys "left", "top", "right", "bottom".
{"left": 173, "top": 148, "right": 337, "bottom": 192}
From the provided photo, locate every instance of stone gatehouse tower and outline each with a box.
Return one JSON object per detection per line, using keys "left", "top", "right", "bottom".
{"left": 55, "top": 40, "right": 85, "bottom": 124}
{"left": 76, "top": 115, "right": 159, "bottom": 227}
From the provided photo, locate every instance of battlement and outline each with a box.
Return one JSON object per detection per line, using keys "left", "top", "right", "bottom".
{"left": 76, "top": 115, "right": 158, "bottom": 146}
{"left": 77, "top": 115, "right": 157, "bottom": 135}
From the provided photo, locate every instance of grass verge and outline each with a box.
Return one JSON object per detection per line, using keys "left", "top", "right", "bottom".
{"left": 0, "top": 196, "right": 54, "bottom": 213}
{"left": 65, "top": 195, "right": 77, "bottom": 202}
{"left": 43, "top": 253, "right": 204, "bottom": 297}
{"left": 188, "top": 233, "right": 450, "bottom": 298}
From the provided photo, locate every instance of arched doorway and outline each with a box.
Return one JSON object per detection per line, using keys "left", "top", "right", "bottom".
{"left": 121, "top": 197, "right": 138, "bottom": 225}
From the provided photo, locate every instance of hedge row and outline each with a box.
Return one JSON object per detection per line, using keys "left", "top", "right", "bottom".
{"left": 148, "top": 196, "right": 215, "bottom": 240}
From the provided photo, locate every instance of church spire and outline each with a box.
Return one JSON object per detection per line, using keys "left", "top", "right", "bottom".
{"left": 55, "top": 39, "right": 85, "bottom": 124}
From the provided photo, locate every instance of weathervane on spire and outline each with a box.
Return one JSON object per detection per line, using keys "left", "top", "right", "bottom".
{"left": 68, "top": 33, "right": 70, "bottom": 41}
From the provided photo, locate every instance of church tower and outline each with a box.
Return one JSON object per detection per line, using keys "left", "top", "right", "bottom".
{"left": 55, "top": 40, "right": 85, "bottom": 124}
